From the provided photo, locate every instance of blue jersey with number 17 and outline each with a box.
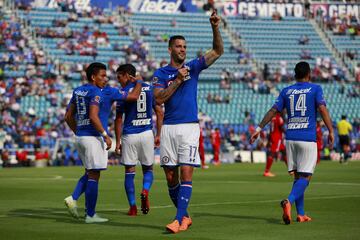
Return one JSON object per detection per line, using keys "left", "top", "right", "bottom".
{"left": 116, "top": 82, "right": 155, "bottom": 135}
{"left": 152, "top": 56, "right": 208, "bottom": 125}
{"left": 273, "top": 82, "right": 326, "bottom": 142}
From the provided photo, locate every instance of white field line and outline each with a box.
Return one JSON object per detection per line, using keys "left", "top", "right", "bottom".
{"left": 1, "top": 194, "right": 359, "bottom": 218}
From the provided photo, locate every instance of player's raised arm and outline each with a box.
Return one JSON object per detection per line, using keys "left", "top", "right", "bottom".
{"left": 204, "top": 9, "right": 224, "bottom": 67}
{"left": 64, "top": 103, "right": 77, "bottom": 134}
{"left": 318, "top": 105, "right": 334, "bottom": 148}
{"left": 250, "top": 107, "right": 278, "bottom": 144}
{"left": 153, "top": 68, "right": 187, "bottom": 105}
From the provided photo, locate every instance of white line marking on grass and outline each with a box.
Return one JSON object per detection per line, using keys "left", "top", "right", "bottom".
{"left": 3, "top": 195, "right": 359, "bottom": 218}
{"left": 313, "top": 182, "right": 360, "bottom": 186}
{"left": 104, "top": 194, "right": 360, "bottom": 212}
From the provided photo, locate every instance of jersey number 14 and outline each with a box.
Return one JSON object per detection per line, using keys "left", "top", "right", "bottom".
{"left": 289, "top": 94, "right": 307, "bottom": 117}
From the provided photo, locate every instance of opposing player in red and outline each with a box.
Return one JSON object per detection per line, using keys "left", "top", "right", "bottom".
{"left": 316, "top": 120, "right": 323, "bottom": 164}
{"left": 199, "top": 127, "right": 208, "bottom": 169}
{"left": 264, "top": 112, "right": 287, "bottom": 177}
{"left": 211, "top": 127, "right": 221, "bottom": 166}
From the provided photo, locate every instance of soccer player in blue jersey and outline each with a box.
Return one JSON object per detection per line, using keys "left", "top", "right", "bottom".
{"left": 64, "top": 62, "right": 143, "bottom": 223}
{"left": 152, "top": 9, "right": 224, "bottom": 233}
{"left": 250, "top": 61, "right": 334, "bottom": 224}
{"left": 114, "top": 64, "right": 163, "bottom": 216}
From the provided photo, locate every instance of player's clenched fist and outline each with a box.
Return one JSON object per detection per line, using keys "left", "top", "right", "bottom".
{"left": 176, "top": 67, "right": 189, "bottom": 82}
{"left": 210, "top": 9, "right": 220, "bottom": 28}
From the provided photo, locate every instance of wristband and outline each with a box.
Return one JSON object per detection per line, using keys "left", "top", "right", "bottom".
{"left": 136, "top": 79, "right": 143, "bottom": 84}
{"left": 255, "top": 127, "right": 262, "bottom": 132}
{"left": 101, "top": 131, "right": 108, "bottom": 137}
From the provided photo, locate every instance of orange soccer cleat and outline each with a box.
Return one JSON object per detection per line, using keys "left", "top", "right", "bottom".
{"left": 166, "top": 220, "right": 180, "bottom": 234}
{"left": 280, "top": 199, "right": 292, "bottom": 225}
{"left": 179, "top": 216, "right": 192, "bottom": 231}
{"left": 140, "top": 190, "right": 150, "bottom": 215}
{"left": 297, "top": 215, "right": 312, "bottom": 222}
{"left": 263, "top": 172, "right": 276, "bottom": 177}
{"left": 127, "top": 205, "right": 137, "bottom": 216}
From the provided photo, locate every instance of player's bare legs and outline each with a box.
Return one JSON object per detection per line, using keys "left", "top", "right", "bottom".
{"left": 124, "top": 166, "right": 137, "bottom": 216}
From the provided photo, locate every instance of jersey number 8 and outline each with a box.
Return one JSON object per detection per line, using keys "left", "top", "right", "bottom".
{"left": 137, "top": 92, "right": 146, "bottom": 113}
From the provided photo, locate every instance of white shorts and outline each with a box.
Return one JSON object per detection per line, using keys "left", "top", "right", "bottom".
{"left": 121, "top": 130, "right": 154, "bottom": 166}
{"left": 286, "top": 140, "right": 317, "bottom": 174}
{"left": 160, "top": 123, "right": 200, "bottom": 167}
{"left": 75, "top": 136, "right": 108, "bottom": 170}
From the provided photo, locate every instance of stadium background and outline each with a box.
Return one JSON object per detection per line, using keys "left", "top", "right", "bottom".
{"left": 0, "top": 0, "right": 359, "bottom": 167}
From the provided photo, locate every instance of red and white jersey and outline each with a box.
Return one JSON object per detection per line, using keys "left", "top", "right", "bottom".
{"left": 211, "top": 130, "right": 221, "bottom": 146}
{"left": 270, "top": 113, "right": 284, "bottom": 141}
{"left": 316, "top": 124, "right": 323, "bottom": 149}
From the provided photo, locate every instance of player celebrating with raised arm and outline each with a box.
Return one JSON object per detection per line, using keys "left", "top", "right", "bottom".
{"left": 64, "top": 62, "right": 143, "bottom": 223}
{"left": 114, "top": 64, "right": 163, "bottom": 216}
{"left": 152, "top": 9, "right": 223, "bottom": 233}
{"left": 250, "top": 61, "right": 334, "bottom": 224}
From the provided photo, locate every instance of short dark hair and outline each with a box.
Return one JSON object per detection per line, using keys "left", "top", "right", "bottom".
{"left": 341, "top": 115, "right": 347, "bottom": 120}
{"left": 294, "top": 61, "right": 311, "bottom": 80}
{"left": 116, "top": 64, "right": 136, "bottom": 77}
{"left": 86, "top": 62, "right": 106, "bottom": 82}
{"left": 168, "top": 35, "right": 186, "bottom": 48}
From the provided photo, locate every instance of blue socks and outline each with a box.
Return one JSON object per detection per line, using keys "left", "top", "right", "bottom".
{"left": 142, "top": 170, "right": 153, "bottom": 192}
{"left": 295, "top": 193, "right": 305, "bottom": 216}
{"left": 85, "top": 179, "right": 98, "bottom": 217}
{"left": 168, "top": 183, "right": 180, "bottom": 207}
{"left": 72, "top": 174, "right": 88, "bottom": 200}
{"left": 291, "top": 179, "right": 306, "bottom": 215}
{"left": 175, "top": 181, "right": 192, "bottom": 223}
{"left": 288, "top": 178, "right": 309, "bottom": 205}
{"left": 125, "top": 172, "right": 136, "bottom": 206}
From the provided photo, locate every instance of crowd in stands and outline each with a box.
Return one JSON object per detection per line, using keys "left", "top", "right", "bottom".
{"left": 322, "top": 12, "right": 359, "bottom": 38}
{"left": 0, "top": 9, "right": 73, "bottom": 166}
{"left": 206, "top": 93, "right": 230, "bottom": 104}
{"left": 315, "top": 9, "right": 359, "bottom": 78}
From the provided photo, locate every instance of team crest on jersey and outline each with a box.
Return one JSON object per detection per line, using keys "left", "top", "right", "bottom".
{"left": 94, "top": 96, "right": 100, "bottom": 103}
{"left": 162, "top": 156, "right": 170, "bottom": 163}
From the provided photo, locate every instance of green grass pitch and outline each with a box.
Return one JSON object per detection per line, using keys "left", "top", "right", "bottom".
{"left": 0, "top": 161, "right": 359, "bottom": 240}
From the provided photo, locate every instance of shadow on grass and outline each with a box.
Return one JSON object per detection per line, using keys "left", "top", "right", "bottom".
{"left": 7, "top": 208, "right": 165, "bottom": 231}
{"left": 193, "top": 212, "right": 281, "bottom": 225}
